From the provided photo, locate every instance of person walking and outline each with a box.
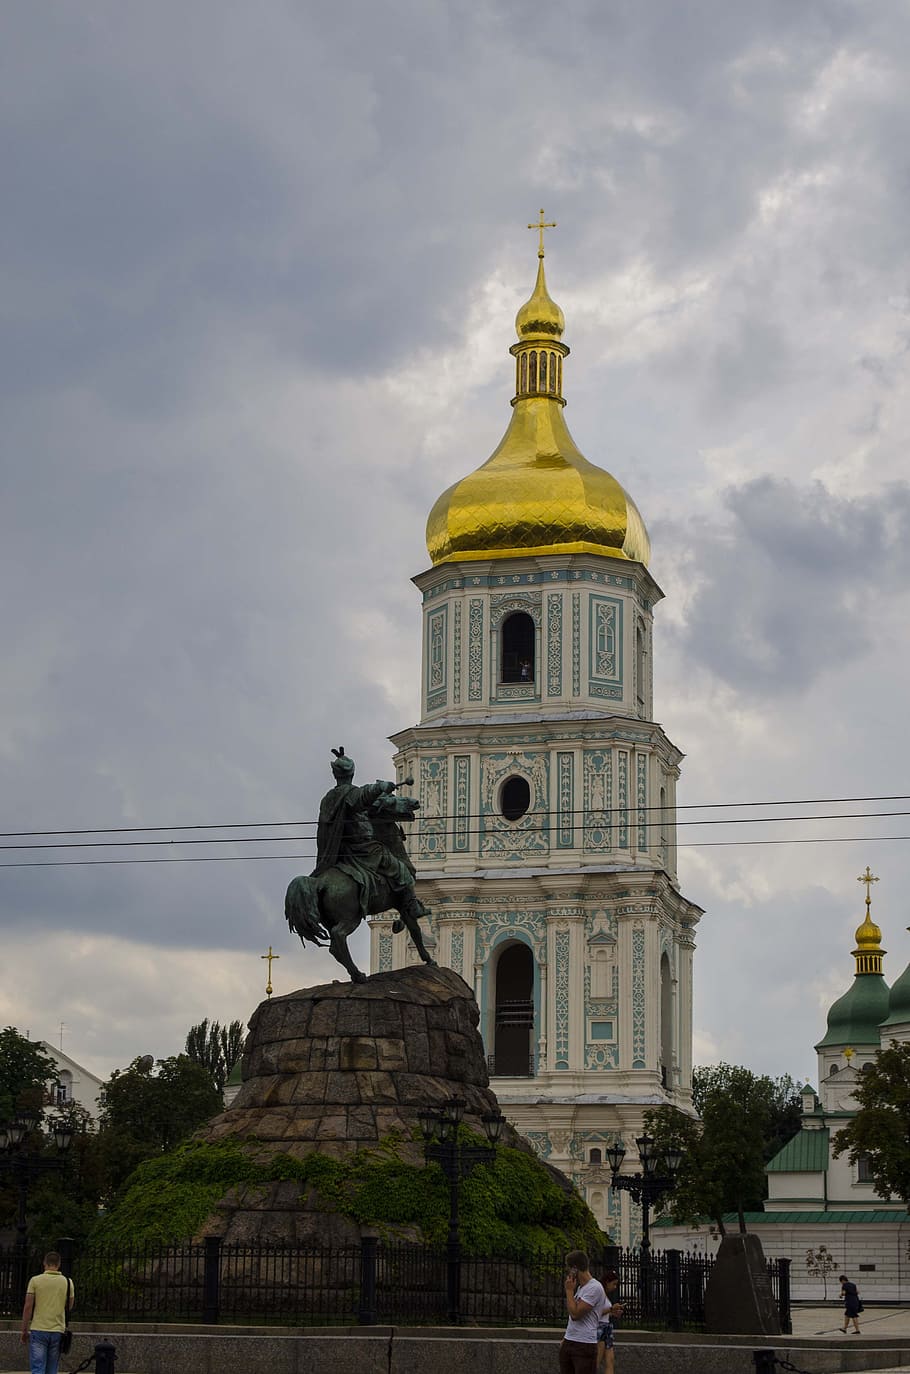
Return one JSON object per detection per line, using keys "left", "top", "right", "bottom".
{"left": 839, "top": 1273, "right": 861, "bottom": 1334}
{"left": 560, "top": 1250, "right": 606, "bottom": 1374}
{"left": 20, "top": 1250, "right": 73, "bottom": 1374}
{"left": 596, "top": 1269, "right": 624, "bottom": 1374}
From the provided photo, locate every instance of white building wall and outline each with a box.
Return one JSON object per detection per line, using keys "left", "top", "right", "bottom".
{"left": 36, "top": 1043, "right": 103, "bottom": 1121}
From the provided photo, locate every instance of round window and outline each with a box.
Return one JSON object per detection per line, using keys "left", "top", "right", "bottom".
{"left": 500, "top": 775, "right": 531, "bottom": 821}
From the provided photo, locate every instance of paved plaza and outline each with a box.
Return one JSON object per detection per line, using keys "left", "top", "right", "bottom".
{"left": 793, "top": 1304, "right": 910, "bottom": 1341}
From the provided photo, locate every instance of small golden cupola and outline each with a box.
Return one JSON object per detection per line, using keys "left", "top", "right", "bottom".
{"left": 853, "top": 865, "right": 885, "bottom": 975}
{"left": 425, "top": 213, "right": 651, "bottom": 567}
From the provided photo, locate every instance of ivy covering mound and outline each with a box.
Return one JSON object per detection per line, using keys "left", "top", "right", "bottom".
{"left": 94, "top": 1129, "right": 606, "bottom": 1256}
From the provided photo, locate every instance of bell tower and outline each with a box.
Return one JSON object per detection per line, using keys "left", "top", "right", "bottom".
{"left": 370, "top": 224, "right": 703, "bottom": 1246}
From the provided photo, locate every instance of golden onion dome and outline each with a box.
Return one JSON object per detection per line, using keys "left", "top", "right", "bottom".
{"left": 515, "top": 257, "right": 565, "bottom": 341}
{"left": 853, "top": 867, "right": 885, "bottom": 976}
{"left": 426, "top": 221, "right": 650, "bottom": 567}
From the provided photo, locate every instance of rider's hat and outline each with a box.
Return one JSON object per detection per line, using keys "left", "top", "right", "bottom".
{"left": 331, "top": 746, "right": 355, "bottom": 778}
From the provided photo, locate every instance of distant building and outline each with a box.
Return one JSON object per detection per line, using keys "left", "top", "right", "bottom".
{"left": 37, "top": 1042, "right": 104, "bottom": 1121}
{"left": 657, "top": 875, "right": 910, "bottom": 1301}
{"left": 224, "top": 1058, "right": 243, "bottom": 1107}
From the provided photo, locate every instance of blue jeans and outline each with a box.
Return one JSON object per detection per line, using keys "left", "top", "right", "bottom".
{"left": 28, "top": 1330, "right": 61, "bottom": 1374}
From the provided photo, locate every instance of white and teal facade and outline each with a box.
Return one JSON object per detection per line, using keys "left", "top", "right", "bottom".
{"left": 368, "top": 241, "right": 703, "bottom": 1247}
{"left": 656, "top": 888, "right": 910, "bottom": 1299}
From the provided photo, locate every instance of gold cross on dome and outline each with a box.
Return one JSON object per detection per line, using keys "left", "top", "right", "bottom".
{"left": 528, "top": 209, "right": 557, "bottom": 258}
{"left": 857, "top": 866, "right": 879, "bottom": 908}
{"left": 261, "top": 945, "right": 280, "bottom": 999}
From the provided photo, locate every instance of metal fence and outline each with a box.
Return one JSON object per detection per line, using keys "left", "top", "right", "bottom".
{"left": 0, "top": 1239, "right": 790, "bottom": 1332}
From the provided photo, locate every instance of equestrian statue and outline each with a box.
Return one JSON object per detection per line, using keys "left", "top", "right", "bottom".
{"left": 285, "top": 747, "right": 435, "bottom": 982}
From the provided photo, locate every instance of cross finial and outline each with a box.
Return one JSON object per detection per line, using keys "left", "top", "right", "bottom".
{"left": 261, "top": 945, "right": 280, "bottom": 1000}
{"left": 858, "top": 865, "right": 879, "bottom": 910}
{"left": 528, "top": 208, "right": 557, "bottom": 258}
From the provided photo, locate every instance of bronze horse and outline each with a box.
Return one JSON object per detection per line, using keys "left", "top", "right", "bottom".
{"left": 285, "top": 792, "right": 435, "bottom": 982}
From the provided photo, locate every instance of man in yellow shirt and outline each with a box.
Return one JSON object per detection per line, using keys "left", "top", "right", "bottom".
{"left": 20, "top": 1250, "right": 73, "bottom": 1374}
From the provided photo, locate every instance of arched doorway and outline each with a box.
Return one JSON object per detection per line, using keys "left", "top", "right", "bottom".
{"left": 493, "top": 942, "right": 534, "bottom": 1075}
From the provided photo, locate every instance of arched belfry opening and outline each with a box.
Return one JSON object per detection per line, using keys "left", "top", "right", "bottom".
{"left": 501, "top": 612, "right": 535, "bottom": 683}
{"left": 492, "top": 941, "right": 535, "bottom": 1076}
{"left": 660, "top": 952, "right": 673, "bottom": 1088}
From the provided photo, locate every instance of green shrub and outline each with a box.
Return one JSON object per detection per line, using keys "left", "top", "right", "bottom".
{"left": 94, "top": 1129, "right": 606, "bottom": 1255}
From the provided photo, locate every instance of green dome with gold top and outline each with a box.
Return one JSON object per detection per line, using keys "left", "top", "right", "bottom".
{"left": 816, "top": 875, "right": 890, "bottom": 1049}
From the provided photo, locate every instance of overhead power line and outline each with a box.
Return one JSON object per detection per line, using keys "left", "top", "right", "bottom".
{"left": 3, "top": 807, "right": 910, "bottom": 852}
{"left": 4, "top": 831, "right": 910, "bottom": 869}
{"left": 2, "top": 793, "right": 910, "bottom": 840}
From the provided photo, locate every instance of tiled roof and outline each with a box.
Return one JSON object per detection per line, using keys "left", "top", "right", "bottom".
{"left": 655, "top": 1208, "right": 909, "bottom": 1227}
{"left": 727, "top": 1210, "right": 910, "bottom": 1224}
{"left": 766, "top": 1128, "right": 829, "bottom": 1173}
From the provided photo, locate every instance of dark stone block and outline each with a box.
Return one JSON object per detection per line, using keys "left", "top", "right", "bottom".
{"left": 405, "top": 1032, "right": 431, "bottom": 1074}
{"left": 374, "top": 1037, "right": 408, "bottom": 1071}
{"left": 316, "top": 1111, "right": 348, "bottom": 1139}
{"left": 370, "top": 1001, "right": 405, "bottom": 1037}
{"left": 356, "top": 1070, "right": 398, "bottom": 1102}
{"left": 337, "top": 999, "right": 370, "bottom": 1035}
{"left": 308, "top": 1000, "right": 339, "bottom": 1036}
{"left": 401, "top": 1002, "right": 429, "bottom": 1037}
{"left": 324, "top": 1070, "right": 362, "bottom": 1105}
{"left": 395, "top": 1073, "right": 451, "bottom": 1106}
{"left": 339, "top": 1037, "right": 379, "bottom": 1071}
{"left": 703, "top": 1233, "right": 781, "bottom": 1335}
{"left": 275, "top": 1037, "right": 311, "bottom": 1073}
{"left": 346, "top": 1105, "right": 379, "bottom": 1138}
{"left": 290, "top": 1072, "right": 328, "bottom": 1106}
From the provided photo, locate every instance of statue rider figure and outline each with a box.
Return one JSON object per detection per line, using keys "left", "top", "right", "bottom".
{"left": 314, "top": 747, "right": 426, "bottom": 931}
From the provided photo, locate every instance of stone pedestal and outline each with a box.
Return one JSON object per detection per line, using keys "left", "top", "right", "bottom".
{"left": 703, "top": 1233, "right": 781, "bottom": 1335}
{"left": 193, "top": 964, "right": 510, "bottom": 1243}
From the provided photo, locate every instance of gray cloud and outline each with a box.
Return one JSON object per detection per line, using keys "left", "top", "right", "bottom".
{"left": 3, "top": 1, "right": 910, "bottom": 1074}
{"left": 659, "top": 478, "right": 910, "bottom": 693}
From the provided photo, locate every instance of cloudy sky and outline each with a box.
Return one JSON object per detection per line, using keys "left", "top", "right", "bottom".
{"left": 3, "top": 1, "right": 910, "bottom": 1088}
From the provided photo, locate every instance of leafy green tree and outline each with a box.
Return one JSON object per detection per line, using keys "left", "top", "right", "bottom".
{"left": 97, "top": 1054, "right": 222, "bottom": 1195}
{"left": 0, "top": 1026, "right": 57, "bottom": 1120}
{"left": 184, "top": 1019, "right": 244, "bottom": 1094}
{"left": 645, "top": 1063, "right": 802, "bottom": 1235}
{"left": 833, "top": 1041, "right": 910, "bottom": 1201}
{"left": 28, "top": 1103, "right": 105, "bottom": 1248}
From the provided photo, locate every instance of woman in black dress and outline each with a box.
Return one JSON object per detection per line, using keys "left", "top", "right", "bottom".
{"left": 839, "top": 1274, "right": 861, "bottom": 1334}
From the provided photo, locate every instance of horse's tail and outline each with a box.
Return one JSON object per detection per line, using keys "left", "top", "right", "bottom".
{"left": 285, "top": 875, "right": 329, "bottom": 947}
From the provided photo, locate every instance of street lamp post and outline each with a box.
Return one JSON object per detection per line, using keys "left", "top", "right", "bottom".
{"left": 0, "top": 1110, "right": 74, "bottom": 1299}
{"left": 605, "top": 1134, "right": 683, "bottom": 1320}
{"left": 604, "top": 1134, "right": 682, "bottom": 1254}
{"left": 419, "top": 1097, "right": 505, "bottom": 1325}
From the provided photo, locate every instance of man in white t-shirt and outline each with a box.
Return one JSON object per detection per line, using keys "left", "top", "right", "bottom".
{"left": 560, "top": 1250, "right": 606, "bottom": 1374}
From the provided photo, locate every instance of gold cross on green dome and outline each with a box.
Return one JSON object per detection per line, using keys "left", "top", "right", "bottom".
{"left": 857, "top": 865, "right": 879, "bottom": 907}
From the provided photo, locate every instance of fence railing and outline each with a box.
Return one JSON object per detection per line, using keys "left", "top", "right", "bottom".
{"left": 0, "top": 1238, "right": 790, "bottom": 1333}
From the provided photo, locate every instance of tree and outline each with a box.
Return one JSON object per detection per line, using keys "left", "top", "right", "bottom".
{"left": 833, "top": 1041, "right": 910, "bottom": 1202}
{"left": 0, "top": 1027, "right": 57, "bottom": 1121}
{"left": 184, "top": 1020, "right": 244, "bottom": 1094}
{"left": 28, "top": 1103, "right": 106, "bottom": 1248}
{"left": 645, "top": 1063, "right": 802, "bottom": 1235}
{"left": 97, "top": 1055, "right": 222, "bottom": 1195}
{"left": 805, "top": 1244, "right": 838, "bottom": 1300}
